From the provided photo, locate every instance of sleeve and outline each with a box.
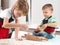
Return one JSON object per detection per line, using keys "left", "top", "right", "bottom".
{"left": 48, "top": 17, "right": 56, "bottom": 23}
{"left": 0, "top": 9, "right": 11, "bottom": 19}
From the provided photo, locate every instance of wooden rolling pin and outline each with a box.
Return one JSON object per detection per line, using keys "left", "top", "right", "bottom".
{"left": 22, "top": 34, "right": 48, "bottom": 41}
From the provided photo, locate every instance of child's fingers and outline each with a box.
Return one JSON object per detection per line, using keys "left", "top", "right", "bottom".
{"left": 16, "top": 38, "right": 23, "bottom": 41}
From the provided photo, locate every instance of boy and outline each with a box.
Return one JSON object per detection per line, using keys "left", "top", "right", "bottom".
{"left": 33, "top": 4, "right": 57, "bottom": 39}
{"left": 0, "top": 0, "right": 29, "bottom": 40}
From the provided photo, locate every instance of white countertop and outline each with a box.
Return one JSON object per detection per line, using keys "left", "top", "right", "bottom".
{"left": 0, "top": 31, "right": 60, "bottom": 45}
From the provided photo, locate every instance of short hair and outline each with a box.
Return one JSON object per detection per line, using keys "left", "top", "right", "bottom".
{"left": 42, "top": 4, "right": 53, "bottom": 11}
{"left": 16, "top": 0, "right": 29, "bottom": 16}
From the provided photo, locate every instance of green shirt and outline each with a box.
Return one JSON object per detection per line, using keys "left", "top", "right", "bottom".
{"left": 43, "top": 16, "right": 56, "bottom": 37}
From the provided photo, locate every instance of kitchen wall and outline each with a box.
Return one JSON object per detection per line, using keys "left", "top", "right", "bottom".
{"left": 0, "top": 0, "right": 60, "bottom": 27}
{"left": 31, "top": 0, "right": 60, "bottom": 27}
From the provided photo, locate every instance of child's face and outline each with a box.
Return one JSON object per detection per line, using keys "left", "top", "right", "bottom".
{"left": 13, "top": 8, "right": 23, "bottom": 18}
{"left": 42, "top": 8, "right": 53, "bottom": 18}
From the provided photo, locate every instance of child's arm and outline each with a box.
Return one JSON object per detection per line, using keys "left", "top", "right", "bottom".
{"left": 46, "top": 17, "right": 57, "bottom": 27}
{"left": 41, "top": 22, "right": 57, "bottom": 29}
{"left": 47, "top": 22, "right": 57, "bottom": 27}
{"left": 3, "top": 18, "right": 28, "bottom": 29}
{"left": 3, "top": 18, "right": 21, "bottom": 28}
{"left": 3, "top": 18, "right": 28, "bottom": 39}
{"left": 15, "top": 27, "right": 20, "bottom": 39}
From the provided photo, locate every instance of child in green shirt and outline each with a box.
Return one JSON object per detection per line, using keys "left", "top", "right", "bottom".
{"left": 33, "top": 4, "right": 57, "bottom": 39}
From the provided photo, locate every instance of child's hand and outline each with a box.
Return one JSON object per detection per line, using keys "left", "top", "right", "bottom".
{"left": 41, "top": 24, "right": 48, "bottom": 29}
{"left": 37, "top": 24, "right": 44, "bottom": 31}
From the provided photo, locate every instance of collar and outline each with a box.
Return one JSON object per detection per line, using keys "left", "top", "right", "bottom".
{"left": 45, "top": 16, "right": 52, "bottom": 20}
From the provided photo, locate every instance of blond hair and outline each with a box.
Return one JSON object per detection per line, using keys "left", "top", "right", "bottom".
{"left": 16, "top": 0, "right": 29, "bottom": 16}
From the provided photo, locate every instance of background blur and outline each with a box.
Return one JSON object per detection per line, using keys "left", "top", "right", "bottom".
{"left": 0, "top": 0, "right": 60, "bottom": 27}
